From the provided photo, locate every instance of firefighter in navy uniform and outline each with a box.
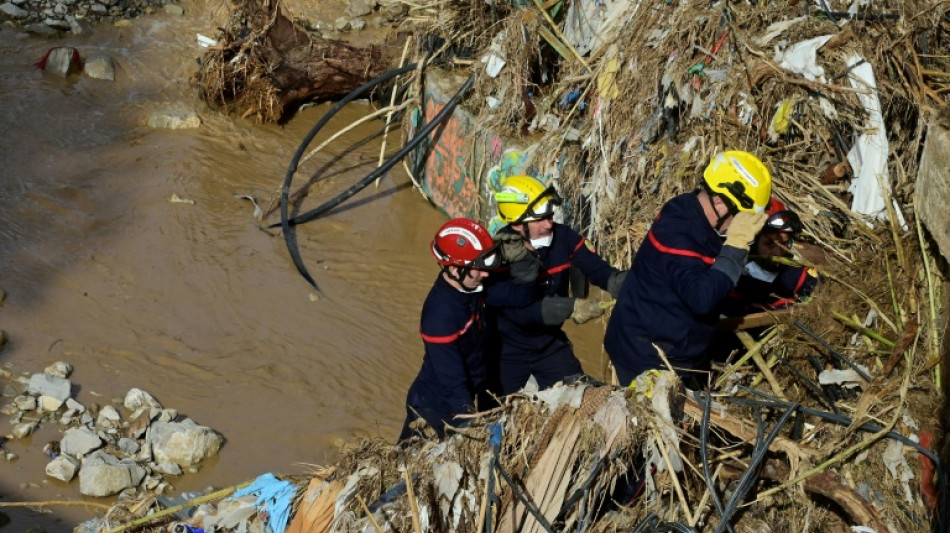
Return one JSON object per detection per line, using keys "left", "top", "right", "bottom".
{"left": 604, "top": 151, "right": 772, "bottom": 388}
{"left": 399, "top": 218, "right": 502, "bottom": 441}
{"left": 487, "top": 175, "right": 627, "bottom": 394}
{"left": 721, "top": 197, "right": 819, "bottom": 315}
{"left": 707, "top": 198, "right": 821, "bottom": 363}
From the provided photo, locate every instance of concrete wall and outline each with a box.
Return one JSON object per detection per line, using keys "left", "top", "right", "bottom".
{"left": 415, "top": 69, "right": 485, "bottom": 220}
{"left": 413, "top": 69, "right": 536, "bottom": 232}
{"left": 918, "top": 114, "right": 950, "bottom": 260}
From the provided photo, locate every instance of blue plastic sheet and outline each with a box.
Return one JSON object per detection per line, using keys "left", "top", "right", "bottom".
{"left": 231, "top": 473, "right": 297, "bottom": 533}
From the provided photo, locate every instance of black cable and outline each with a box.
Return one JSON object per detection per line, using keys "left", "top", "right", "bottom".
{"left": 718, "top": 390, "right": 948, "bottom": 533}
{"left": 276, "top": 68, "right": 477, "bottom": 289}
{"left": 775, "top": 354, "right": 838, "bottom": 413}
{"left": 557, "top": 453, "right": 605, "bottom": 516}
{"left": 699, "top": 391, "right": 732, "bottom": 533}
{"left": 793, "top": 320, "right": 872, "bottom": 381}
{"left": 277, "top": 63, "right": 419, "bottom": 288}
{"left": 493, "top": 461, "right": 557, "bottom": 533}
{"left": 283, "top": 72, "right": 477, "bottom": 228}
{"left": 806, "top": 353, "right": 844, "bottom": 409}
{"left": 714, "top": 403, "right": 799, "bottom": 533}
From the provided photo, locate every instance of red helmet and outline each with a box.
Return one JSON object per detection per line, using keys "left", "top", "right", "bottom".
{"left": 766, "top": 197, "right": 787, "bottom": 214}
{"left": 431, "top": 218, "right": 499, "bottom": 269}
{"left": 764, "top": 197, "right": 802, "bottom": 234}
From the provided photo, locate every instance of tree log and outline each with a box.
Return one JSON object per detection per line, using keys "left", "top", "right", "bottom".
{"left": 194, "top": 0, "right": 396, "bottom": 122}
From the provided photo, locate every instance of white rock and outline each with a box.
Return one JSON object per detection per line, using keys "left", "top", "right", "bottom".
{"left": 118, "top": 437, "right": 139, "bottom": 455}
{"left": 155, "top": 462, "right": 182, "bottom": 476}
{"left": 96, "top": 405, "right": 121, "bottom": 428}
{"left": 46, "top": 455, "right": 80, "bottom": 482}
{"left": 123, "top": 388, "right": 162, "bottom": 412}
{"left": 83, "top": 54, "right": 115, "bottom": 81}
{"left": 39, "top": 394, "right": 65, "bottom": 412}
{"left": 79, "top": 451, "right": 146, "bottom": 497}
{"left": 66, "top": 398, "right": 86, "bottom": 413}
{"left": 26, "top": 373, "right": 71, "bottom": 401}
{"left": 13, "top": 395, "right": 36, "bottom": 411}
{"left": 43, "top": 361, "right": 73, "bottom": 379}
{"left": 11, "top": 421, "right": 36, "bottom": 439}
{"left": 61, "top": 427, "right": 103, "bottom": 457}
{"left": 147, "top": 419, "right": 222, "bottom": 467}
{"left": 0, "top": 3, "right": 29, "bottom": 18}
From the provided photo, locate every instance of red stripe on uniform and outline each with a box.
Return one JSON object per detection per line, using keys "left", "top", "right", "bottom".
{"left": 647, "top": 231, "right": 715, "bottom": 265}
{"left": 793, "top": 267, "right": 808, "bottom": 294}
{"left": 420, "top": 315, "right": 476, "bottom": 344}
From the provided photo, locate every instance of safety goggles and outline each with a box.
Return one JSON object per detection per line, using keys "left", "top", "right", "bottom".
{"left": 765, "top": 209, "right": 802, "bottom": 234}
{"left": 495, "top": 185, "right": 563, "bottom": 223}
{"left": 469, "top": 242, "right": 501, "bottom": 270}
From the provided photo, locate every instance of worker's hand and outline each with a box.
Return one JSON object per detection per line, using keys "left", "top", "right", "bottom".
{"left": 497, "top": 232, "right": 529, "bottom": 264}
{"left": 509, "top": 255, "right": 540, "bottom": 284}
{"left": 606, "top": 270, "right": 628, "bottom": 298}
{"left": 724, "top": 212, "right": 768, "bottom": 249}
{"left": 541, "top": 296, "right": 575, "bottom": 326}
{"left": 572, "top": 298, "right": 608, "bottom": 324}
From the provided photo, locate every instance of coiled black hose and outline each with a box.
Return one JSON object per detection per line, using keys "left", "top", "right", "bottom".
{"left": 276, "top": 63, "right": 418, "bottom": 288}
{"left": 274, "top": 64, "right": 476, "bottom": 289}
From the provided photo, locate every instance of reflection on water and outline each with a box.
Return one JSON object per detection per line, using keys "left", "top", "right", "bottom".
{"left": 0, "top": 6, "right": 606, "bottom": 530}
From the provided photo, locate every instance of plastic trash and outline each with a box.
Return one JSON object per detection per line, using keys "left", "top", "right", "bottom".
{"left": 197, "top": 34, "right": 218, "bottom": 47}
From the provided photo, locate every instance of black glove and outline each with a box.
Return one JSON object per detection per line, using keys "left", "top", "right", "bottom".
{"left": 509, "top": 255, "right": 541, "bottom": 284}
{"left": 541, "top": 296, "right": 575, "bottom": 326}
{"left": 497, "top": 232, "right": 529, "bottom": 264}
{"left": 607, "top": 270, "right": 628, "bottom": 298}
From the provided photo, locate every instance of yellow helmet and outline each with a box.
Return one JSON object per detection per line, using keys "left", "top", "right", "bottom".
{"left": 494, "top": 175, "right": 562, "bottom": 224}
{"left": 702, "top": 151, "right": 772, "bottom": 213}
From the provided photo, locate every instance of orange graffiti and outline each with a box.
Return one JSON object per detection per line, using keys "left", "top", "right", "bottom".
{"left": 422, "top": 97, "right": 479, "bottom": 219}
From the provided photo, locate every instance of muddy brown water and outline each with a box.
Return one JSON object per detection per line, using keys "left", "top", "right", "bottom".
{"left": 0, "top": 5, "right": 608, "bottom": 531}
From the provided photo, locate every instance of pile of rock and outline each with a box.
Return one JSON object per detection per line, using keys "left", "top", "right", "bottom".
{"left": 0, "top": 0, "right": 179, "bottom": 37}
{"left": 1, "top": 361, "right": 223, "bottom": 498}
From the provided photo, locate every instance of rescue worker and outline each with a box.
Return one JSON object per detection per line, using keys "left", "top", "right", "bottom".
{"left": 722, "top": 197, "right": 819, "bottom": 315}
{"left": 604, "top": 150, "right": 772, "bottom": 388}
{"left": 709, "top": 198, "right": 820, "bottom": 362}
{"left": 399, "top": 218, "right": 502, "bottom": 441}
{"left": 487, "top": 175, "right": 627, "bottom": 394}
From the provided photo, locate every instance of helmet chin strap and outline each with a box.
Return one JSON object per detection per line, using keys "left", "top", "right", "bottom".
{"left": 445, "top": 266, "right": 480, "bottom": 292}
{"left": 712, "top": 195, "right": 738, "bottom": 236}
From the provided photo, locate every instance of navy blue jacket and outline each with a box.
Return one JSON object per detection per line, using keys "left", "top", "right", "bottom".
{"left": 719, "top": 263, "right": 819, "bottom": 316}
{"left": 404, "top": 274, "right": 487, "bottom": 428}
{"left": 604, "top": 192, "right": 742, "bottom": 382}
{"left": 487, "top": 223, "right": 618, "bottom": 354}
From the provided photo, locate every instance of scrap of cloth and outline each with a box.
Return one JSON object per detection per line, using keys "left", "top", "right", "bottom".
{"left": 231, "top": 473, "right": 297, "bottom": 533}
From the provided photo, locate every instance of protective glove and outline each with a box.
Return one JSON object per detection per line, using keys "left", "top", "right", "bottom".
{"left": 497, "top": 232, "right": 530, "bottom": 264}
{"left": 541, "top": 296, "right": 575, "bottom": 326}
{"left": 571, "top": 298, "right": 609, "bottom": 324}
{"left": 509, "top": 255, "right": 541, "bottom": 284}
{"left": 724, "top": 211, "right": 768, "bottom": 250}
{"left": 606, "top": 270, "right": 628, "bottom": 298}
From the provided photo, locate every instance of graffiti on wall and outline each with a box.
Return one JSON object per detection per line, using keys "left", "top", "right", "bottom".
{"left": 421, "top": 97, "right": 479, "bottom": 220}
